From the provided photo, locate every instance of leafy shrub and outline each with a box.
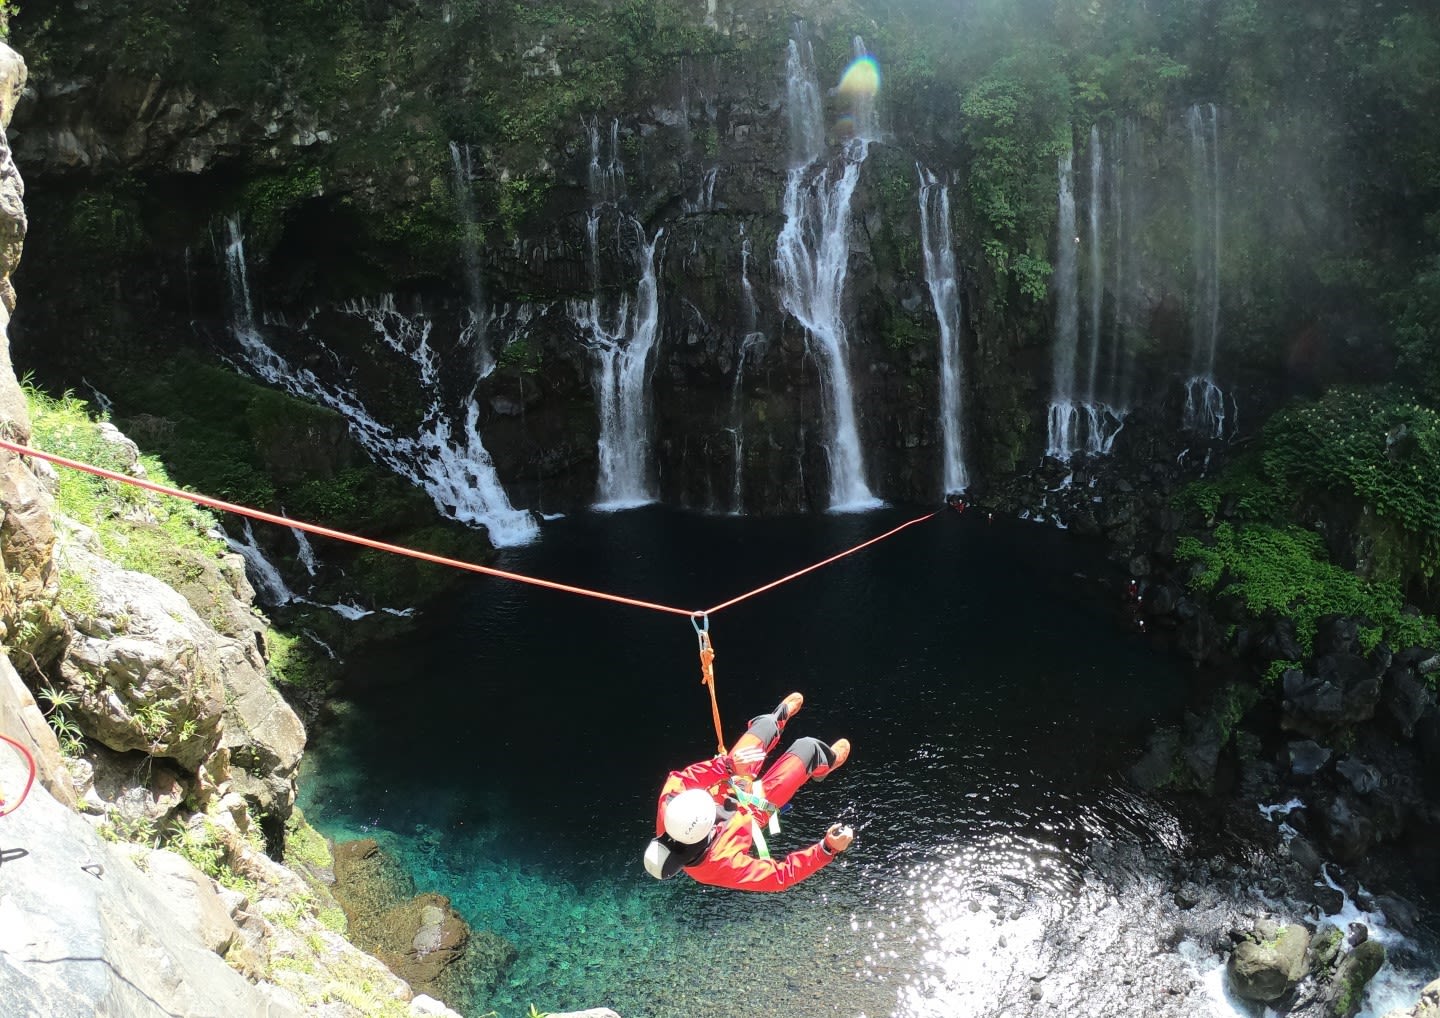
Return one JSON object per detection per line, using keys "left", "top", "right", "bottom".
{"left": 1176, "top": 523, "right": 1440, "bottom": 656}
{"left": 1263, "top": 388, "right": 1440, "bottom": 581}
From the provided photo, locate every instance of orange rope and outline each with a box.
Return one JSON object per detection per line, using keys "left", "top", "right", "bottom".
{"left": 696, "top": 629, "right": 725, "bottom": 754}
{"left": 0, "top": 439, "right": 695, "bottom": 618}
{"left": 2, "top": 438, "right": 937, "bottom": 619}
{"left": 702, "top": 510, "right": 937, "bottom": 615}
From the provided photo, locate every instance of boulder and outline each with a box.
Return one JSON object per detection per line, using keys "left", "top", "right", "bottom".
{"left": 1227, "top": 919, "right": 1311, "bottom": 1002}
{"left": 1289, "top": 740, "right": 1333, "bottom": 779}
{"left": 1330, "top": 939, "right": 1386, "bottom": 1018}
{"left": 1335, "top": 757, "right": 1381, "bottom": 797}
{"left": 1383, "top": 665, "right": 1436, "bottom": 738}
{"left": 54, "top": 523, "right": 304, "bottom": 820}
{"left": 56, "top": 531, "right": 227, "bottom": 769}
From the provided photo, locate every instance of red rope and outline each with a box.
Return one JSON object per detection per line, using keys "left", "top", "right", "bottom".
{"left": 702, "top": 511, "right": 937, "bottom": 615}
{"left": 0, "top": 438, "right": 936, "bottom": 618}
{"left": 0, "top": 439, "right": 694, "bottom": 617}
{"left": 0, "top": 732, "right": 37, "bottom": 818}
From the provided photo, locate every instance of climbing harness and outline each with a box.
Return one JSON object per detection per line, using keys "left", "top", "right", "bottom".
{"left": 0, "top": 733, "right": 37, "bottom": 819}
{"left": 0, "top": 438, "right": 938, "bottom": 744}
{"left": 728, "top": 775, "right": 783, "bottom": 860}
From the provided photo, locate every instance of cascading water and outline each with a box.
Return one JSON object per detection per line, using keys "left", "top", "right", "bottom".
{"left": 1183, "top": 103, "right": 1231, "bottom": 440}
{"left": 448, "top": 140, "right": 493, "bottom": 376}
{"left": 1106, "top": 118, "right": 1140, "bottom": 410}
{"left": 1046, "top": 148, "right": 1082, "bottom": 461}
{"left": 726, "top": 331, "right": 766, "bottom": 515}
{"left": 220, "top": 220, "right": 538, "bottom": 546}
{"left": 725, "top": 223, "right": 766, "bottom": 516}
{"left": 774, "top": 31, "right": 880, "bottom": 510}
{"left": 586, "top": 116, "right": 626, "bottom": 201}
{"left": 1085, "top": 125, "right": 1104, "bottom": 403}
{"left": 289, "top": 520, "right": 319, "bottom": 577}
{"left": 739, "top": 227, "right": 758, "bottom": 336}
{"left": 917, "top": 164, "right": 969, "bottom": 495}
{"left": 571, "top": 217, "right": 663, "bottom": 510}
{"left": 682, "top": 166, "right": 719, "bottom": 214}
{"left": 571, "top": 117, "right": 665, "bottom": 510}
{"left": 225, "top": 518, "right": 296, "bottom": 607}
{"left": 1047, "top": 127, "right": 1133, "bottom": 463}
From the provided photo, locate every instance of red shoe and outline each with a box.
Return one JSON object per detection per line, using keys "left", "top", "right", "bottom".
{"left": 814, "top": 738, "right": 850, "bottom": 780}
{"left": 777, "top": 692, "right": 804, "bottom": 723}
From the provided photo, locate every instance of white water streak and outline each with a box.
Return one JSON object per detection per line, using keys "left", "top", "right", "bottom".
{"left": 571, "top": 220, "right": 663, "bottom": 509}
{"left": 222, "top": 218, "right": 537, "bottom": 547}
{"left": 776, "top": 30, "right": 879, "bottom": 511}
{"left": 917, "top": 164, "right": 969, "bottom": 494}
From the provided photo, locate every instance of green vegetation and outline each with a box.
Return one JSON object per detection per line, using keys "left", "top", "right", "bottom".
{"left": 1176, "top": 523, "right": 1439, "bottom": 659}
{"left": 960, "top": 48, "right": 1073, "bottom": 308}
{"left": 1174, "top": 388, "right": 1440, "bottom": 666}
{"left": 36, "top": 684, "right": 85, "bottom": 757}
{"left": 25, "top": 382, "right": 229, "bottom": 592}
{"left": 1265, "top": 389, "right": 1440, "bottom": 584}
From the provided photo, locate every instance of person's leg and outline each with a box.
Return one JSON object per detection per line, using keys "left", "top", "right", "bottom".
{"left": 755, "top": 735, "right": 847, "bottom": 809}
{"left": 727, "top": 693, "right": 803, "bottom": 779}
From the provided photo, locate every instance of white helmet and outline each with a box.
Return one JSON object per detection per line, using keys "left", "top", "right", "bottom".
{"left": 662, "top": 788, "right": 717, "bottom": 845}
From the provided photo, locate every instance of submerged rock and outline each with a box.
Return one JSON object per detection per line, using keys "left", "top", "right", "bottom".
{"left": 331, "top": 837, "right": 516, "bottom": 1009}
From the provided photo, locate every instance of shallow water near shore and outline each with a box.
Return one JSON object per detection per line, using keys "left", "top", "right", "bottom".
{"left": 298, "top": 506, "right": 1436, "bottom": 1017}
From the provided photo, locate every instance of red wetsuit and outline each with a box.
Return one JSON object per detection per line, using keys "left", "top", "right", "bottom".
{"left": 655, "top": 753, "right": 834, "bottom": 893}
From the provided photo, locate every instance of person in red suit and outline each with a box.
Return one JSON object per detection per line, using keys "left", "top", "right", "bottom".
{"left": 643, "top": 693, "right": 852, "bottom": 891}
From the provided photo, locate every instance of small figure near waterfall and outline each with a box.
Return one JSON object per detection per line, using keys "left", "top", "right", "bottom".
{"left": 644, "top": 692, "right": 852, "bottom": 892}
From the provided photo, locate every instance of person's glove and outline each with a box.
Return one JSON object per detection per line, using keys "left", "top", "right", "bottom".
{"left": 822, "top": 822, "right": 853, "bottom": 855}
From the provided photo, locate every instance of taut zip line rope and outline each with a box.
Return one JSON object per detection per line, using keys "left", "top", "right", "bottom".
{"left": 0, "top": 438, "right": 936, "bottom": 753}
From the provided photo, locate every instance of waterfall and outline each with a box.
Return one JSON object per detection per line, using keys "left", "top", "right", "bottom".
{"left": 1085, "top": 125, "right": 1103, "bottom": 403}
{"left": 571, "top": 217, "right": 663, "bottom": 509}
{"left": 289, "top": 519, "right": 319, "bottom": 576}
{"left": 917, "top": 164, "right": 969, "bottom": 495}
{"left": 726, "top": 331, "right": 766, "bottom": 515}
{"left": 1183, "top": 103, "right": 1228, "bottom": 439}
{"left": 739, "top": 227, "right": 758, "bottom": 335}
{"left": 1046, "top": 148, "right": 1081, "bottom": 461}
{"left": 785, "top": 36, "right": 825, "bottom": 166}
{"left": 448, "top": 141, "right": 493, "bottom": 376}
{"left": 586, "top": 116, "right": 626, "bottom": 201}
{"left": 220, "top": 220, "right": 538, "bottom": 546}
{"left": 1107, "top": 118, "right": 1139, "bottom": 409}
{"left": 1046, "top": 128, "right": 1134, "bottom": 463}
{"left": 683, "top": 167, "right": 719, "bottom": 213}
{"left": 573, "top": 113, "right": 665, "bottom": 509}
{"left": 775, "top": 29, "right": 880, "bottom": 511}
{"left": 226, "top": 519, "right": 296, "bottom": 607}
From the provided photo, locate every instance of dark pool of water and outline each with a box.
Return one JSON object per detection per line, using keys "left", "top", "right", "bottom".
{"left": 298, "top": 506, "right": 1230, "bottom": 1016}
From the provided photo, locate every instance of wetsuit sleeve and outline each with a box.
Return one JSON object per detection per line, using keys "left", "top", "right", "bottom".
{"left": 656, "top": 755, "right": 731, "bottom": 835}
{"left": 700, "top": 839, "right": 833, "bottom": 893}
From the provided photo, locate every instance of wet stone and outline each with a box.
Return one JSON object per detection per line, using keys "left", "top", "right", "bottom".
{"left": 1288, "top": 740, "right": 1332, "bottom": 778}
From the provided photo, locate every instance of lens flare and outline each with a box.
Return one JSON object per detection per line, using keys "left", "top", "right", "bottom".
{"left": 838, "top": 55, "right": 881, "bottom": 99}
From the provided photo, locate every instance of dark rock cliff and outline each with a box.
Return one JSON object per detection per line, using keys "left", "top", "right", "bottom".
{"left": 1, "top": 0, "right": 1393, "bottom": 518}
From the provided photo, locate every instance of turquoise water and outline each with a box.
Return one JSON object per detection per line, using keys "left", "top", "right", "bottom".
{"left": 298, "top": 507, "right": 1207, "bottom": 1017}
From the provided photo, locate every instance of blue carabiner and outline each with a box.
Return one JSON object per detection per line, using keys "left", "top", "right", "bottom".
{"left": 690, "top": 611, "right": 709, "bottom": 638}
